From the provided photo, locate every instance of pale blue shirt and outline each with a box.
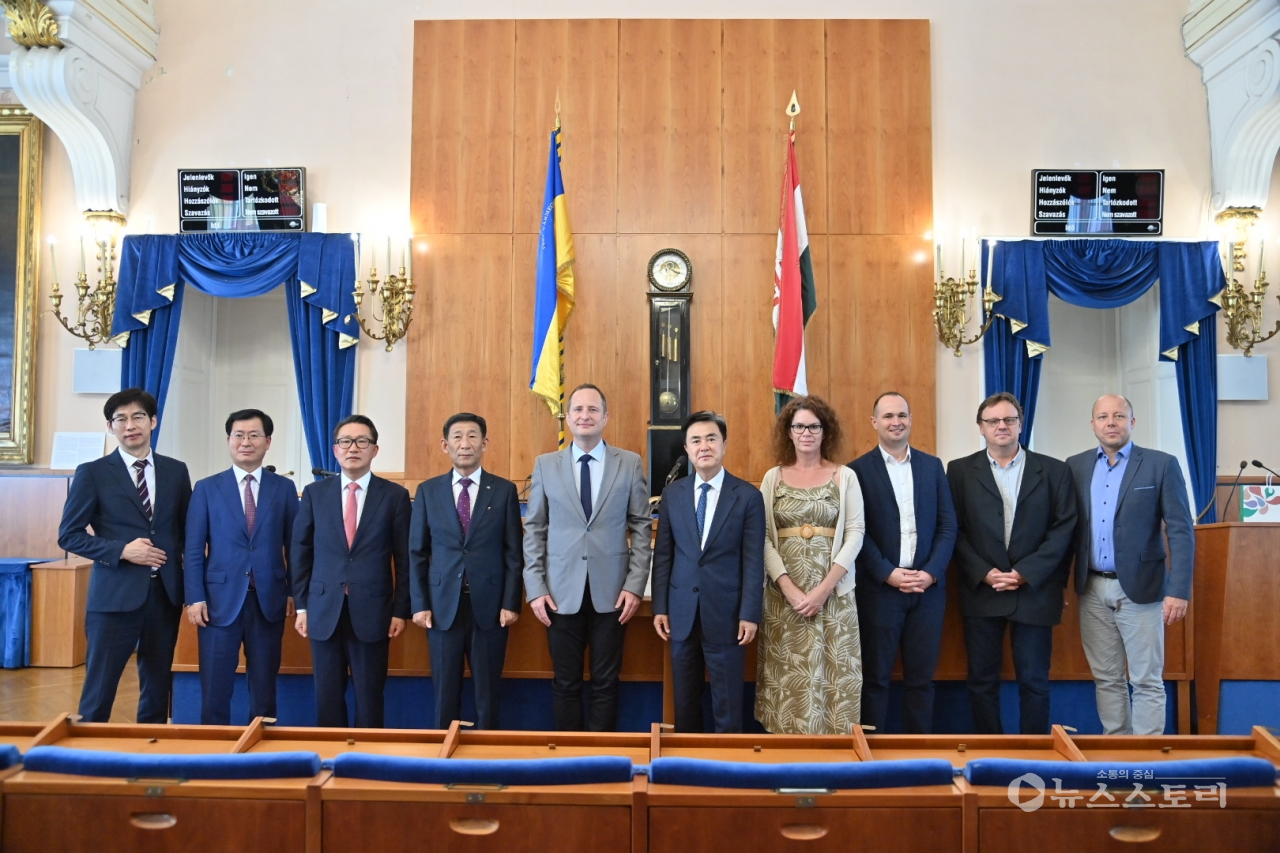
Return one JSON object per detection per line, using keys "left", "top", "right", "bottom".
{"left": 1090, "top": 442, "right": 1132, "bottom": 572}
{"left": 987, "top": 448, "right": 1025, "bottom": 548}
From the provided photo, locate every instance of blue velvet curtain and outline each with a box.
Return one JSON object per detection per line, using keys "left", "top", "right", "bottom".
{"left": 112, "top": 233, "right": 358, "bottom": 471}
{"left": 982, "top": 238, "right": 1224, "bottom": 521}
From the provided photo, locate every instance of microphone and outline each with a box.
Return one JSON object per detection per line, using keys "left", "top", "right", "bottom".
{"left": 311, "top": 467, "right": 339, "bottom": 478}
{"left": 518, "top": 475, "right": 534, "bottom": 501}
{"left": 1252, "top": 459, "right": 1280, "bottom": 478}
{"left": 1209, "top": 460, "right": 1248, "bottom": 523}
{"left": 664, "top": 456, "right": 688, "bottom": 486}
{"left": 265, "top": 465, "right": 275, "bottom": 473}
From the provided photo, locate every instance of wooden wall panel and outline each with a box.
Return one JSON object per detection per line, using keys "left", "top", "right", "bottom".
{"left": 722, "top": 20, "right": 828, "bottom": 235}
{"left": 508, "top": 235, "right": 564, "bottom": 483}
{"left": 0, "top": 476, "right": 69, "bottom": 558}
{"left": 827, "top": 236, "right": 937, "bottom": 458}
{"left": 404, "top": 235, "right": 513, "bottom": 481}
{"left": 617, "top": 20, "right": 722, "bottom": 234}
{"left": 410, "top": 20, "right": 514, "bottom": 234}
{"left": 513, "top": 20, "right": 619, "bottom": 235}
{"left": 826, "top": 20, "right": 932, "bottom": 237}
{"left": 721, "top": 235, "right": 786, "bottom": 480}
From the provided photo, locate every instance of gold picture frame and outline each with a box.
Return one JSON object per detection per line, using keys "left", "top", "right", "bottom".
{"left": 0, "top": 108, "right": 43, "bottom": 464}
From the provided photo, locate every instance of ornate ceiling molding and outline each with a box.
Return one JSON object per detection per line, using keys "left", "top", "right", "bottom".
{"left": 1185, "top": 0, "right": 1280, "bottom": 212}
{"left": 6, "top": 0, "right": 157, "bottom": 217}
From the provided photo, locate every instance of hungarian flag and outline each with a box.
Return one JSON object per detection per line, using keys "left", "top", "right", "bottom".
{"left": 772, "top": 129, "right": 816, "bottom": 411}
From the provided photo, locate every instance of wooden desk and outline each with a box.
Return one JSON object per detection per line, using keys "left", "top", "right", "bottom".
{"left": 647, "top": 729, "right": 964, "bottom": 853}
{"left": 962, "top": 725, "right": 1280, "bottom": 852}
{"left": 1, "top": 716, "right": 324, "bottom": 853}
{"left": 318, "top": 724, "right": 648, "bottom": 853}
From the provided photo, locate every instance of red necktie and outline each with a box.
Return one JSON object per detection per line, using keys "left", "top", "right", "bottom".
{"left": 345, "top": 482, "right": 359, "bottom": 548}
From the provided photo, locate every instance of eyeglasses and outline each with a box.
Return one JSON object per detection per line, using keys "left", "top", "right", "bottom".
{"left": 790, "top": 423, "right": 824, "bottom": 435}
{"left": 110, "top": 412, "right": 151, "bottom": 426}
{"left": 335, "top": 437, "right": 375, "bottom": 449}
{"left": 980, "top": 416, "right": 1021, "bottom": 427}
{"left": 230, "top": 432, "right": 266, "bottom": 442}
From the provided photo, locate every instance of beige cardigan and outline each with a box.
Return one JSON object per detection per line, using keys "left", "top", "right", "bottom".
{"left": 760, "top": 465, "right": 865, "bottom": 598}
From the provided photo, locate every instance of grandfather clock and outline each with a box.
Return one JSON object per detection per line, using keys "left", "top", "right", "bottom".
{"left": 646, "top": 248, "right": 693, "bottom": 499}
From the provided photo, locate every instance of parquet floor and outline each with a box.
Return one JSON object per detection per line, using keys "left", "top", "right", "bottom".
{"left": 0, "top": 659, "right": 139, "bottom": 723}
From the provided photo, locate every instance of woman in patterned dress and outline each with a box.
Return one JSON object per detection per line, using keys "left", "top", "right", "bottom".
{"left": 755, "top": 396, "right": 865, "bottom": 734}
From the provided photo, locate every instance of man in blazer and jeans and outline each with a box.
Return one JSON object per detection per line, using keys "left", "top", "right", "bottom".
{"left": 947, "top": 392, "right": 1077, "bottom": 734}
{"left": 292, "top": 415, "right": 411, "bottom": 728}
{"left": 185, "top": 408, "right": 299, "bottom": 725}
{"left": 523, "top": 384, "right": 652, "bottom": 732}
{"left": 849, "top": 392, "right": 956, "bottom": 734}
{"left": 652, "top": 411, "right": 765, "bottom": 733}
{"left": 58, "top": 387, "right": 192, "bottom": 723}
{"left": 1067, "top": 394, "right": 1194, "bottom": 735}
{"left": 410, "top": 412, "right": 523, "bottom": 730}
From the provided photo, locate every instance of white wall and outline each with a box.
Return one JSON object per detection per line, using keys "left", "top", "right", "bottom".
{"left": 27, "top": 0, "right": 1248, "bottom": 475}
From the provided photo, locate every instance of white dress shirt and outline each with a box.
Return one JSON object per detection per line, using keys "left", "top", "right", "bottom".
{"left": 880, "top": 446, "right": 916, "bottom": 568}
{"left": 570, "top": 442, "right": 605, "bottom": 514}
{"left": 987, "top": 448, "right": 1025, "bottom": 548}
{"left": 452, "top": 466, "right": 482, "bottom": 510}
{"left": 340, "top": 470, "right": 373, "bottom": 526}
{"left": 234, "top": 465, "right": 263, "bottom": 511}
{"left": 692, "top": 467, "right": 726, "bottom": 549}
{"left": 119, "top": 446, "right": 156, "bottom": 513}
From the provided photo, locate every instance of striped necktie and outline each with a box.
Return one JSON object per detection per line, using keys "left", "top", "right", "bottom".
{"left": 133, "top": 458, "right": 152, "bottom": 520}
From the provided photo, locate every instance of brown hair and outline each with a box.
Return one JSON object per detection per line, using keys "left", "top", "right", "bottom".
{"left": 976, "top": 392, "right": 1024, "bottom": 424}
{"left": 772, "top": 395, "right": 844, "bottom": 465}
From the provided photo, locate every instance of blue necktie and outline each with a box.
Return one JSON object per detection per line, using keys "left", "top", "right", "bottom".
{"left": 696, "top": 482, "right": 711, "bottom": 545}
{"left": 579, "top": 455, "right": 593, "bottom": 521}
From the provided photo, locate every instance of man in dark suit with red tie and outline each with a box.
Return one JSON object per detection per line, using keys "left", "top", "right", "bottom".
{"left": 58, "top": 387, "right": 192, "bottom": 723}
{"left": 185, "top": 409, "right": 299, "bottom": 725}
{"left": 652, "top": 411, "right": 765, "bottom": 733}
{"left": 410, "top": 413, "right": 523, "bottom": 729}
{"left": 292, "top": 415, "right": 411, "bottom": 728}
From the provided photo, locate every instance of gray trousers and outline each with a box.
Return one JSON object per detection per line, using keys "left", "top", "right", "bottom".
{"left": 1079, "top": 574, "right": 1166, "bottom": 735}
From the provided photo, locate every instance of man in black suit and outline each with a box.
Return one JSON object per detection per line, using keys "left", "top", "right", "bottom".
{"left": 410, "top": 412, "right": 523, "bottom": 729}
{"left": 947, "top": 392, "right": 1077, "bottom": 734}
{"left": 652, "top": 411, "right": 765, "bottom": 733}
{"left": 849, "top": 392, "right": 956, "bottom": 734}
{"left": 292, "top": 415, "right": 411, "bottom": 728}
{"left": 58, "top": 387, "right": 192, "bottom": 723}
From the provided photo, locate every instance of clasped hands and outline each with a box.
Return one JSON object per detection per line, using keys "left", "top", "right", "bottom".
{"left": 887, "top": 567, "right": 935, "bottom": 593}
{"left": 984, "top": 567, "right": 1025, "bottom": 592}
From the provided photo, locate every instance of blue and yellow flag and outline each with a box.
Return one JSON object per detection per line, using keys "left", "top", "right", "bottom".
{"left": 529, "top": 126, "right": 576, "bottom": 447}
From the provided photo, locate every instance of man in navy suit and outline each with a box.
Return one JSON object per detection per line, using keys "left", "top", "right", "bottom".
{"left": 185, "top": 409, "right": 299, "bottom": 725}
{"left": 652, "top": 411, "right": 765, "bottom": 733}
{"left": 292, "top": 415, "right": 411, "bottom": 728}
{"left": 1067, "top": 394, "right": 1194, "bottom": 735}
{"left": 410, "top": 412, "right": 523, "bottom": 729}
{"left": 849, "top": 392, "right": 956, "bottom": 734}
{"left": 58, "top": 387, "right": 192, "bottom": 723}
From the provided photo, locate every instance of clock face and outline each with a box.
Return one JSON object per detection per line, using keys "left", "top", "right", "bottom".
{"left": 648, "top": 249, "right": 692, "bottom": 292}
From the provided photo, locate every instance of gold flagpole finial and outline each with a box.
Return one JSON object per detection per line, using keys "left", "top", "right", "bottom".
{"left": 555, "top": 88, "right": 562, "bottom": 131}
{"left": 787, "top": 90, "right": 801, "bottom": 132}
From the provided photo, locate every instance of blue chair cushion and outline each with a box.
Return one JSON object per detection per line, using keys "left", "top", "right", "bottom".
{"left": 331, "top": 753, "right": 634, "bottom": 785}
{"left": 22, "top": 746, "right": 321, "bottom": 779}
{"left": 964, "top": 757, "right": 1279, "bottom": 789}
{"left": 0, "top": 745, "right": 21, "bottom": 769}
{"left": 647, "top": 757, "right": 956, "bottom": 789}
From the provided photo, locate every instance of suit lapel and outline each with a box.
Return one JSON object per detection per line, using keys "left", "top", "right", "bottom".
{"left": 220, "top": 469, "right": 251, "bottom": 541}
{"left": 591, "top": 446, "right": 622, "bottom": 523}
{"left": 873, "top": 450, "right": 904, "bottom": 529}
{"left": 973, "top": 452, "right": 1002, "bottom": 502}
{"left": 461, "top": 471, "right": 496, "bottom": 544}
{"left": 110, "top": 451, "right": 152, "bottom": 521}
{"left": 1015, "top": 451, "right": 1044, "bottom": 507}
{"left": 1113, "top": 445, "right": 1144, "bottom": 515}
{"left": 558, "top": 449, "right": 589, "bottom": 525}
{"left": 436, "top": 476, "right": 465, "bottom": 543}
{"left": 252, "top": 471, "right": 277, "bottom": 543}
{"left": 352, "top": 476, "right": 386, "bottom": 550}
{"left": 701, "top": 475, "right": 738, "bottom": 551}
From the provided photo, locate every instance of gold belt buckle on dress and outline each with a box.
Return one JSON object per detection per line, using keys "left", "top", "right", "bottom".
{"left": 799, "top": 523, "right": 815, "bottom": 539}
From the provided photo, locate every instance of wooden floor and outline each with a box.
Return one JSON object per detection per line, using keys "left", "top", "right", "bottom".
{"left": 0, "top": 660, "right": 139, "bottom": 723}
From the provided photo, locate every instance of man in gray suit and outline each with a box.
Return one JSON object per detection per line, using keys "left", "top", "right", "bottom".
{"left": 1067, "top": 394, "right": 1194, "bottom": 735}
{"left": 524, "top": 384, "right": 652, "bottom": 731}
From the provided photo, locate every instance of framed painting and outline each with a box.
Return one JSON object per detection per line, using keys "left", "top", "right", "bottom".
{"left": 0, "top": 107, "right": 42, "bottom": 464}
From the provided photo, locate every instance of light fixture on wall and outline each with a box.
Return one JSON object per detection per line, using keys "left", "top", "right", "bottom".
{"left": 47, "top": 211, "right": 125, "bottom": 351}
{"left": 932, "top": 230, "right": 998, "bottom": 356}
{"left": 351, "top": 234, "right": 415, "bottom": 352}
{"left": 1216, "top": 207, "right": 1278, "bottom": 357}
